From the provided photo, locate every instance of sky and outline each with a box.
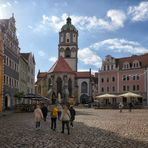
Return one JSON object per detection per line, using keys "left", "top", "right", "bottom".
{"left": 0, "top": 0, "right": 148, "bottom": 77}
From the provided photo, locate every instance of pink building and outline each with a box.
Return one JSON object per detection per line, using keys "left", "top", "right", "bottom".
{"left": 98, "top": 54, "right": 148, "bottom": 106}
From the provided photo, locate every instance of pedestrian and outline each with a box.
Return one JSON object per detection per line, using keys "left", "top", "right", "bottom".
{"left": 119, "top": 102, "right": 124, "bottom": 113}
{"left": 57, "top": 103, "right": 62, "bottom": 120}
{"left": 128, "top": 102, "right": 133, "bottom": 112}
{"left": 50, "top": 104, "right": 58, "bottom": 131}
{"left": 61, "top": 105, "right": 71, "bottom": 135}
{"left": 41, "top": 103, "right": 48, "bottom": 121}
{"left": 69, "top": 105, "right": 76, "bottom": 127}
{"left": 34, "top": 104, "right": 43, "bottom": 130}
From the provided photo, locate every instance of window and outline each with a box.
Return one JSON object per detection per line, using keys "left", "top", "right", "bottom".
{"left": 127, "top": 76, "right": 129, "bottom": 81}
{"left": 107, "top": 87, "right": 109, "bottom": 92}
{"left": 112, "top": 77, "right": 115, "bottom": 82}
{"left": 133, "top": 85, "right": 135, "bottom": 91}
{"left": 81, "top": 82, "right": 88, "bottom": 93}
{"left": 127, "top": 85, "right": 129, "bottom": 91}
{"left": 137, "top": 85, "right": 139, "bottom": 90}
{"left": 65, "top": 48, "right": 71, "bottom": 58}
{"left": 101, "top": 87, "right": 104, "bottom": 92}
{"left": 137, "top": 75, "right": 140, "bottom": 80}
{"left": 112, "top": 86, "right": 115, "bottom": 92}
{"left": 123, "top": 85, "right": 126, "bottom": 91}
{"left": 67, "top": 39, "right": 69, "bottom": 42}
{"left": 123, "top": 75, "right": 126, "bottom": 81}
{"left": 101, "top": 78, "right": 104, "bottom": 83}
{"left": 107, "top": 78, "right": 109, "bottom": 82}
{"left": 68, "top": 79, "right": 72, "bottom": 97}
{"left": 133, "top": 76, "right": 136, "bottom": 80}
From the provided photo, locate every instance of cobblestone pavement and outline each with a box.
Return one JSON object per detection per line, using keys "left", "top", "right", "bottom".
{"left": 0, "top": 108, "right": 148, "bottom": 148}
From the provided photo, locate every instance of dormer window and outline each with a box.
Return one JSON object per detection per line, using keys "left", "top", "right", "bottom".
{"left": 123, "top": 62, "right": 130, "bottom": 69}
{"left": 132, "top": 60, "right": 140, "bottom": 68}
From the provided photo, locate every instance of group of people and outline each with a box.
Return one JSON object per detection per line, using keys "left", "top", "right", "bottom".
{"left": 34, "top": 103, "right": 76, "bottom": 135}
{"left": 119, "top": 102, "right": 134, "bottom": 112}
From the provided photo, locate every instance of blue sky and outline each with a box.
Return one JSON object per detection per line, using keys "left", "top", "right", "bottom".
{"left": 0, "top": 0, "right": 148, "bottom": 76}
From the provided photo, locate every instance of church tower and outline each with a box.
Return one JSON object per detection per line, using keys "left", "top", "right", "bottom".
{"left": 58, "top": 17, "right": 78, "bottom": 72}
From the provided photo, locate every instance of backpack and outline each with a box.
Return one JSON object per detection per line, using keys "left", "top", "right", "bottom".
{"left": 51, "top": 107, "right": 58, "bottom": 117}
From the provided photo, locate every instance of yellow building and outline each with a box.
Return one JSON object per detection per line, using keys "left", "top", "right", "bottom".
{"left": 0, "top": 31, "right": 4, "bottom": 112}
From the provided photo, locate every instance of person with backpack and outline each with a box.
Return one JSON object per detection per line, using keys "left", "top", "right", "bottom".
{"left": 61, "top": 105, "right": 71, "bottom": 135}
{"left": 50, "top": 104, "right": 58, "bottom": 131}
{"left": 69, "top": 106, "right": 76, "bottom": 127}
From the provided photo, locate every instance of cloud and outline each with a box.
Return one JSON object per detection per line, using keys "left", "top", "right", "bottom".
{"left": 128, "top": 1, "right": 148, "bottom": 21}
{"left": 28, "top": 25, "right": 33, "bottom": 29}
{"left": 78, "top": 48, "right": 102, "bottom": 68}
{"left": 1, "top": 2, "right": 12, "bottom": 8}
{"left": 34, "top": 10, "right": 126, "bottom": 33}
{"left": 38, "top": 50, "right": 45, "bottom": 57}
{"left": 48, "top": 57, "right": 57, "bottom": 63}
{"left": 91, "top": 38, "right": 148, "bottom": 54}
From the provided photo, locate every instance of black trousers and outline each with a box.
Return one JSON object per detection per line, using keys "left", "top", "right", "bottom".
{"left": 36, "top": 122, "right": 40, "bottom": 128}
{"left": 51, "top": 117, "right": 57, "bottom": 130}
{"left": 62, "top": 121, "right": 70, "bottom": 134}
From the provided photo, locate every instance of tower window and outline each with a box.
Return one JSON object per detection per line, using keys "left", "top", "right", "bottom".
{"left": 65, "top": 48, "right": 71, "bottom": 58}
{"left": 67, "top": 39, "right": 69, "bottom": 42}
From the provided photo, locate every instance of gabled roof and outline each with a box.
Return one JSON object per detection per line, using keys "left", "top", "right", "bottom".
{"left": 48, "top": 56, "right": 74, "bottom": 74}
{"left": 37, "top": 72, "right": 47, "bottom": 78}
{"left": 21, "top": 53, "right": 30, "bottom": 60}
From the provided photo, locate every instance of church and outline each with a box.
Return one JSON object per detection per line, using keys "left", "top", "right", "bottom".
{"left": 35, "top": 17, "right": 96, "bottom": 104}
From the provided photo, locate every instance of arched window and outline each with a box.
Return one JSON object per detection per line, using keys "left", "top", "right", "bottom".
{"left": 68, "top": 79, "right": 72, "bottom": 97}
{"left": 81, "top": 81, "right": 88, "bottom": 93}
{"left": 57, "top": 77, "right": 62, "bottom": 96}
{"left": 48, "top": 78, "right": 51, "bottom": 90}
{"left": 65, "top": 47, "right": 71, "bottom": 58}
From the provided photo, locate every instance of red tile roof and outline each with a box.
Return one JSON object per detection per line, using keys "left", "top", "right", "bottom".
{"left": 116, "top": 53, "right": 148, "bottom": 69}
{"left": 48, "top": 56, "right": 74, "bottom": 73}
{"left": 37, "top": 72, "right": 47, "bottom": 78}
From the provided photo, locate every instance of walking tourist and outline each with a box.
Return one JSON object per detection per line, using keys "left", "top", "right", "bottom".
{"left": 50, "top": 104, "right": 58, "bottom": 131}
{"left": 41, "top": 103, "right": 48, "bottom": 121}
{"left": 128, "top": 102, "right": 133, "bottom": 112}
{"left": 34, "top": 104, "right": 43, "bottom": 130}
{"left": 61, "top": 105, "right": 71, "bottom": 135}
{"left": 119, "top": 102, "right": 124, "bottom": 113}
{"left": 69, "top": 105, "right": 76, "bottom": 127}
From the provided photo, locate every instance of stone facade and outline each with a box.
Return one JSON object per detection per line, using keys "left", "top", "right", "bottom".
{"left": 21, "top": 53, "right": 35, "bottom": 94}
{"left": 0, "top": 15, "right": 20, "bottom": 110}
{"left": 35, "top": 17, "right": 94, "bottom": 104}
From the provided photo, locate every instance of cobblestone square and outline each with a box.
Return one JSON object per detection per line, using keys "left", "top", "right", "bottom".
{"left": 0, "top": 108, "right": 148, "bottom": 148}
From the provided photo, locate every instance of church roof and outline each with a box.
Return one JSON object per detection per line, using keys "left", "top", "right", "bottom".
{"left": 48, "top": 56, "right": 74, "bottom": 74}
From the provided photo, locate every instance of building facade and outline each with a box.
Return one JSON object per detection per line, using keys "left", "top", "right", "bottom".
{"left": 0, "top": 30, "right": 4, "bottom": 112}
{"left": 0, "top": 15, "right": 20, "bottom": 110}
{"left": 98, "top": 54, "right": 148, "bottom": 106}
{"left": 35, "top": 17, "right": 94, "bottom": 104}
{"left": 21, "top": 53, "right": 35, "bottom": 94}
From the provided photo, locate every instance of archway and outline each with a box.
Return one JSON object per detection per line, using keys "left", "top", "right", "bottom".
{"left": 80, "top": 94, "right": 89, "bottom": 104}
{"left": 5, "top": 94, "right": 11, "bottom": 110}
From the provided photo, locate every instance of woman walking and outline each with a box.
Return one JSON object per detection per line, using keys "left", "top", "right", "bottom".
{"left": 34, "top": 104, "right": 43, "bottom": 130}
{"left": 61, "top": 105, "right": 71, "bottom": 135}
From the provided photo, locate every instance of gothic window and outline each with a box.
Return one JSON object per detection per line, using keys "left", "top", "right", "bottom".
{"left": 68, "top": 79, "right": 72, "bottom": 97}
{"left": 48, "top": 78, "right": 51, "bottom": 90}
{"left": 65, "top": 47, "right": 71, "bottom": 58}
{"left": 81, "top": 81, "right": 88, "bottom": 93}
{"left": 57, "top": 77, "right": 62, "bottom": 96}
